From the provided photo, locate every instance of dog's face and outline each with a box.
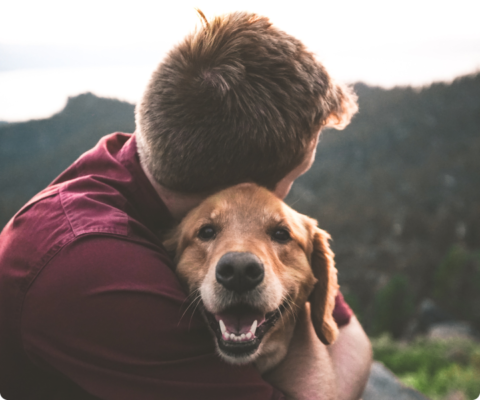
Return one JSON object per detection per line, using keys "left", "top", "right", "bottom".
{"left": 164, "top": 183, "right": 339, "bottom": 371}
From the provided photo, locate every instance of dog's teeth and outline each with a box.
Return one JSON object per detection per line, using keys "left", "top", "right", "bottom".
{"left": 219, "top": 320, "right": 226, "bottom": 335}
{"left": 221, "top": 329, "right": 255, "bottom": 342}
{"left": 251, "top": 320, "right": 258, "bottom": 336}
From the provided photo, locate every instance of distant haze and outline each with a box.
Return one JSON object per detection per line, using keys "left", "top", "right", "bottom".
{"left": 1, "top": 0, "right": 480, "bottom": 122}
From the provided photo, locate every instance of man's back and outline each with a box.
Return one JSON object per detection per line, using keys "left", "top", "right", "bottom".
{"left": 0, "top": 133, "right": 284, "bottom": 399}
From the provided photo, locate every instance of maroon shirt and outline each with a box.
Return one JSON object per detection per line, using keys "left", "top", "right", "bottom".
{"left": 0, "top": 133, "right": 352, "bottom": 400}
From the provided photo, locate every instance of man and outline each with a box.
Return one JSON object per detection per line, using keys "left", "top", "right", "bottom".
{"left": 0, "top": 11, "right": 371, "bottom": 400}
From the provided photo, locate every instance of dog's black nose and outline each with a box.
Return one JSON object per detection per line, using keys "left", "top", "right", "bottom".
{"left": 216, "top": 252, "right": 264, "bottom": 293}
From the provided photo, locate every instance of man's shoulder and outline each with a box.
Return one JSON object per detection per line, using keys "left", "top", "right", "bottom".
{"left": 51, "top": 132, "right": 134, "bottom": 238}
{"left": 0, "top": 131, "right": 164, "bottom": 295}
{"left": 0, "top": 180, "right": 133, "bottom": 305}
{"left": 3, "top": 172, "right": 131, "bottom": 249}
{"left": 58, "top": 175, "right": 129, "bottom": 238}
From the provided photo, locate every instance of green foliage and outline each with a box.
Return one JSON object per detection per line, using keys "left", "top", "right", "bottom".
{"left": 372, "top": 274, "right": 415, "bottom": 338}
{"left": 372, "top": 335, "right": 480, "bottom": 399}
{"left": 432, "top": 245, "right": 480, "bottom": 327}
{"left": 434, "top": 245, "right": 470, "bottom": 301}
{"left": 342, "top": 291, "right": 363, "bottom": 323}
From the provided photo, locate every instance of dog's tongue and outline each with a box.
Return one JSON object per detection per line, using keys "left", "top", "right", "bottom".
{"left": 215, "top": 308, "right": 265, "bottom": 334}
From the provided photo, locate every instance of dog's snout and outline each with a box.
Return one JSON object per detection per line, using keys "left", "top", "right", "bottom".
{"left": 216, "top": 252, "right": 264, "bottom": 293}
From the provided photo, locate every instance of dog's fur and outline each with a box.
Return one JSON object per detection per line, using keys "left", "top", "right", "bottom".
{"left": 164, "top": 183, "right": 339, "bottom": 373}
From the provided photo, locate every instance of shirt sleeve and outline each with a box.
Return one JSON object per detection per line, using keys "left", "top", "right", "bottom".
{"left": 22, "top": 236, "right": 285, "bottom": 400}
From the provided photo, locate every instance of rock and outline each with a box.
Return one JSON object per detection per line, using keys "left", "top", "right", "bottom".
{"left": 443, "top": 390, "right": 467, "bottom": 400}
{"left": 362, "top": 361, "right": 430, "bottom": 400}
{"left": 427, "top": 321, "right": 477, "bottom": 341}
{"left": 405, "top": 298, "right": 453, "bottom": 338}
{"left": 405, "top": 299, "right": 478, "bottom": 341}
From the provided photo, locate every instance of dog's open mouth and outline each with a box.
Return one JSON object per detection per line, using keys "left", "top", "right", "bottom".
{"left": 203, "top": 303, "right": 284, "bottom": 358}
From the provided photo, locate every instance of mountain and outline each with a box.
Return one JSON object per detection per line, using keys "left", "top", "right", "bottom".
{"left": 1, "top": 73, "right": 479, "bottom": 335}
{"left": 0, "top": 93, "right": 135, "bottom": 228}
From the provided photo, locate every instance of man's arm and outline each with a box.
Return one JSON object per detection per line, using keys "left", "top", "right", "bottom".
{"left": 329, "top": 315, "right": 372, "bottom": 400}
{"left": 264, "top": 303, "right": 372, "bottom": 400}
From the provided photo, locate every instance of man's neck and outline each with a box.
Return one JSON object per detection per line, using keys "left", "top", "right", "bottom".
{"left": 141, "top": 162, "right": 207, "bottom": 222}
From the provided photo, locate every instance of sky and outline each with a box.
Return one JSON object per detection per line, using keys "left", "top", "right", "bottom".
{"left": 1, "top": 0, "right": 480, "bottom": 121}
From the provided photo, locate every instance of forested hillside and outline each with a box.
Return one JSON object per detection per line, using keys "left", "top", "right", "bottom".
{"left": 0, "top": 93, "right": 135, "bottom": 228}
{"left": 286, "top": 73, "right": 480, "bottom": 334}
{"left": 1, "top": 73, "right": 479, "bottom": 335}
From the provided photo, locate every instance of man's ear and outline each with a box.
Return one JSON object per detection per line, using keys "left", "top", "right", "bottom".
{"left": 309, "top": 228, "right": 339, "bottom": 345}
{"left": 323, "top": 81, "right": 358, "bottom": 130}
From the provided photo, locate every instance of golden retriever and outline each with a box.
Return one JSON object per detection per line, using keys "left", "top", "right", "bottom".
{"left": 164, "top": 183, "right": 339, "bottom": 373}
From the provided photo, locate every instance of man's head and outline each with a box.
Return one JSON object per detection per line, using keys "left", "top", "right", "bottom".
{"left": 136, "top": 11, "right": 357, "bottom": 195}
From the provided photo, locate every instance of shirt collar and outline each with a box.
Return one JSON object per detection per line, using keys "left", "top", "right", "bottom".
{"left": 119, "top": 134, "right": 175, "bottom": 231}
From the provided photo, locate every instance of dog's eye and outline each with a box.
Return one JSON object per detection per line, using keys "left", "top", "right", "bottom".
{"left": 198, "top": 225, "right": 216, "bottom": 241}
{"left": 272, "top": 228, "right": 291, "bottom": 243}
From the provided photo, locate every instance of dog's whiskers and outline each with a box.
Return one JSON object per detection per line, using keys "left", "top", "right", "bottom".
{"left": 188, "top": 295, "right": 203, "bottom": 329}
{"left": 278, "top": 304, "right": 286, "bottom": 327}
{"left": 282, "top": 295, "right": 299, "bottom": 325}
{"left": 178, "top": 290, "right": 202, "bottom": 326}
{"left": 180, "top": 288, "right": 201, "bottom": 308}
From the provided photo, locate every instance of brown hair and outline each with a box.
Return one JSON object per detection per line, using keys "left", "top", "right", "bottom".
{"left": 136, "top": 11, "right": 358, "bottom": 193}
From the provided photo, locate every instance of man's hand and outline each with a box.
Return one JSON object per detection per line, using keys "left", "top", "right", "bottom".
{"left": 263, "top": 303, "right": 372, "bottom": 400}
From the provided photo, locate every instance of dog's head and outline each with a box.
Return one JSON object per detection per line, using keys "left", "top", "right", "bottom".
{"left": 164, "top": 183, "right": 338, "bottom": 368}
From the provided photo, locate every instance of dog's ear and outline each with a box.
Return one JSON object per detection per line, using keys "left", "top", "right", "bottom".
{"left": 162, "top": 227, "right": 182, "bottom": 263}
{"left": 309, "top": 228, "right": 339, "bottom": 345}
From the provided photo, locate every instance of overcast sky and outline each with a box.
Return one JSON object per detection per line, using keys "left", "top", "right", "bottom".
{"left": 1, "top": 0, "right": 480, "bottom": 121}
